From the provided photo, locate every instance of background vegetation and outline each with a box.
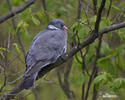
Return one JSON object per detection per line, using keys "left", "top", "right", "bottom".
{"left": 0, "top": 0, "right": 125, "bottom": 100}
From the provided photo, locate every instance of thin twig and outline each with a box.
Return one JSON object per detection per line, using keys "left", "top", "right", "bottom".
{"left": 41, "top": 0, "right": 49, "bottom": 22}
{"left": 85, "top": 0, "right": 106, "bottom": 99}
{"left": 7, "top": 0, "right": 26, "bottom": 57}
{"left": 0, "top": 33, "right": 10, "bottom": 92}
{"left": 0, "top": 0, "right": 35, "bottom": 24}
{"left": 113, "top": 2, "right": 125, "bottom": 23}
{"left": 85, "top": 35, "right": 102, "bottom": 100}
{"left": 106, "top": 0, "right": 112, "bottom": 19}
{"left": 92, "top": 35, "right": 103, "bottom": 100}
{"left": 95, "top": 0, "right": 106, "bottom": 34}
{"left": 82, "top": 2, "right": 93, "bottom": 31}
{"left": 77, "top": 0, "right": 82, "bottom": 20}
{"left": 1, "top": 19, "right": 125, "bottom": 100}
{"left": 92, "top": 0, "right": 97, "bottom": 15}
{"left": 57, "top": 58, "right": 74, "bottom": 100}
{"left": 16, "top": 28, "right": 26, "bottom": 57}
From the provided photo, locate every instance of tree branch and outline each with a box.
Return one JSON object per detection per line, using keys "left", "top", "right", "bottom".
{"left": 0, "top": 0, "right": 35, "bottom": 24}
{"left": 92, "top": 0, "right": 97, "bottom": 15}
{"left": 57, "top": 58, "right": 74, "bottom": 100}
{"left": 95, "top": 0, "right": 106, "bottom": 34}
{"left": 7, "top": 0, "right": 26, "bottom": 57}
{"left": 77, "top": 0, "right": 82, "bottom": 19}
{"left": 106, "top": 0, "right": 112, "bottom": 18}
{"left": 1, "top": 20, "right": 125, "bottom": 100}
{"left": 92, "top": 35, "right": 103, "bottom": 100}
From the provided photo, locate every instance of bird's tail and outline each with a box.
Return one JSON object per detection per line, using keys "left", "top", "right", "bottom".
{"left": 19, "top": 73, "right": 38, "bottom": 89}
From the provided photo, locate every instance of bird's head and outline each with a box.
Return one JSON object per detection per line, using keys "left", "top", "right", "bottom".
{"left": 47, "top": 19, "right": 68, "bottom": 31}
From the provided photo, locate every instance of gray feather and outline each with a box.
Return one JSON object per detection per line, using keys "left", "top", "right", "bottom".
{"left": 21, "top": 29, "right": 67, "bottom": 89}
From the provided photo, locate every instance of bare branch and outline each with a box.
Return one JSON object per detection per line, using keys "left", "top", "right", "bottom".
{"left": 77, "top": 0, "right": 82, "bottom": 19}
{"left": 0, "top": 34, "right": 10, "bottom": 92}
{"left": 7, "top": 0, "right": 26, "bottom": 57}
{"left": 41, "top": 0, "right": 49, "bottom": 22}
{"left": 95, "top": 0, "right": 106, "bottom": 34}
{"left": 7, "top": 0, "right": 16, "bottom": 29}
{"left": 81, "top": 81, "right": 85, "bottom": 100}
{"left": 16, "top": 28, "right": 26, "bottom": 57}
{"left": 113, "top": 2, "right": 125, "bottom": 23}
{"left": 57, "top": 41, "right": 75, "bottom": 100}
{"left": 106, "top": 0, "right": 112, "bottom": 18}
{"left": 84, "top": 0, "right": 106, "bottom": 98}
{"left": 85, "top": 35, "right": 103, "bottom": 100}
{"left": 92, "top": 36, "right": 103, "bottom": 100}
{"left": 57, "top": 58, "right": 74, "bottom": 100}
{"left": 0, "top": 0, "right": 35, "bottom": 24}
{"left": 42, "top": 0, "right": 47, "bottom": 11}
{"left": 92, "top": 0, "right": 97, "bottom": 15}
{"left": 82, "top": 2, "right": 93, "bottom": 30}
{"left": 99, "top": 21, "right": 125, "bottom": 34}
{"left": 1, "top": 19, "right": 125, "bottom": 100}
{"left": 83, "top": 0, "right": 104, "bottom": 99}
{"left": 32, "top": 88, "right": 40, "bottom": 100}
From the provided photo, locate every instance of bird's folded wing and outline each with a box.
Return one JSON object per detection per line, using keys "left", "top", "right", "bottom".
{"left": 24, "top": 60, "right": 51, "bottom": 77}
{"left": 25, "top": 30, "right": 66, "bottom": 76}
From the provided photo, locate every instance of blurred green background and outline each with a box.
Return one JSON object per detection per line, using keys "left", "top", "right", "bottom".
{"left": 0, "top": 0, "right": 125, "bottom": 100}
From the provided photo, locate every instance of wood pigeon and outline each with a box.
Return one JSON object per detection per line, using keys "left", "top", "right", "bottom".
{"left": 20, "top": 19, "right": 68, "bottom": 89}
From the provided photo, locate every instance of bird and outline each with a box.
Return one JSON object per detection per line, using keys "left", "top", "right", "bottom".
{"left": 20, "top": 19, "right": 68, "bottom": 89}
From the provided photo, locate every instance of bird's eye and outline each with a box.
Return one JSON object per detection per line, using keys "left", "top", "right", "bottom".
{"left": 61, "top": 23, "right": 65, "bottom": 27}
{"left": 61, "top": 24, "right": 63, "bottom": 27}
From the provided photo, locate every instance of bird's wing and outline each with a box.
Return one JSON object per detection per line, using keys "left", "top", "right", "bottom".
{"left": 25, "top": 29, "right": 67, "bottom": 76}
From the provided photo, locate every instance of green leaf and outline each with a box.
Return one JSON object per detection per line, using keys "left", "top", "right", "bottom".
{"left": 98, "top": 49, "right": 117, "bottom": 64}
{"left": 70, "top": 22, "right": 78, "bottom": 32}
{"left": 13, "top": 43, "right": 21, "bottom": 54}
{"left": 112, "top": 5, "right": 120, "bottom": 11}
{"left": 118, "top": 28, "right": 125, "bottom": 41}
{"left": 112, "top": 78, "right": 125, "bottom": 92}
{"left": 58, "top": 7, "right": 67, "bottom": 14}
{"left": 21, "top": 30, "right": 32, "bottom": 42}
{"left": 98, "top": 55, "right": 111, "bottom": 64}
{"left": 36, "top": 12, "right": 43, "bottom": 19}
{"left": 90, "top": 16, "right": 96, "bottom": 28}
{"left": 100, "top": 18, "right": 112, "bottom": 29}
{"left": 13, "top": 0, "right": 20, "bottom": 6}
{"left": 116, "top": 45, "right": 125, "bottom": 68}
{"left": 94, "top": 72, "right": 112, "bottom": 89}
{"left": 31, "top": 16, "right": 40, "bottom": 26}
{"left": 101, "top": 42, "right": 110, "bottom": 55}
{"left": 0, "top": 47, "right": 9, "bottom": 52}
{"left": 17, "top": 20, "right": 28, "bottom": 30}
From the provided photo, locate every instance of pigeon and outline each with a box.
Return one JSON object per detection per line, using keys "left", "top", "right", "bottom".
{"left": 20, "top": 19, "right": 68, "bottom": 89}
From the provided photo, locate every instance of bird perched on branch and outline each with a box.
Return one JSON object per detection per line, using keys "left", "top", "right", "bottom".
{"left": 20, "top": 19, "right": 68, "bottom": 89}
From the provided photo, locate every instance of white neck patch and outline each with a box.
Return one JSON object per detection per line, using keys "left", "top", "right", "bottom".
{"left": 47, "top": 25, "right": 59, "bottom": 30}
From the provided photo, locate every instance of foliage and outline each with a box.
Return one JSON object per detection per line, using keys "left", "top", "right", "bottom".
{"left": 0, "top": 0, "right": 125, "bottom": 100}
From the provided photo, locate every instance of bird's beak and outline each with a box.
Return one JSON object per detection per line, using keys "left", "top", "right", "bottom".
{"left": 63, "top": 26, "right": 68, "bottom": 30}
